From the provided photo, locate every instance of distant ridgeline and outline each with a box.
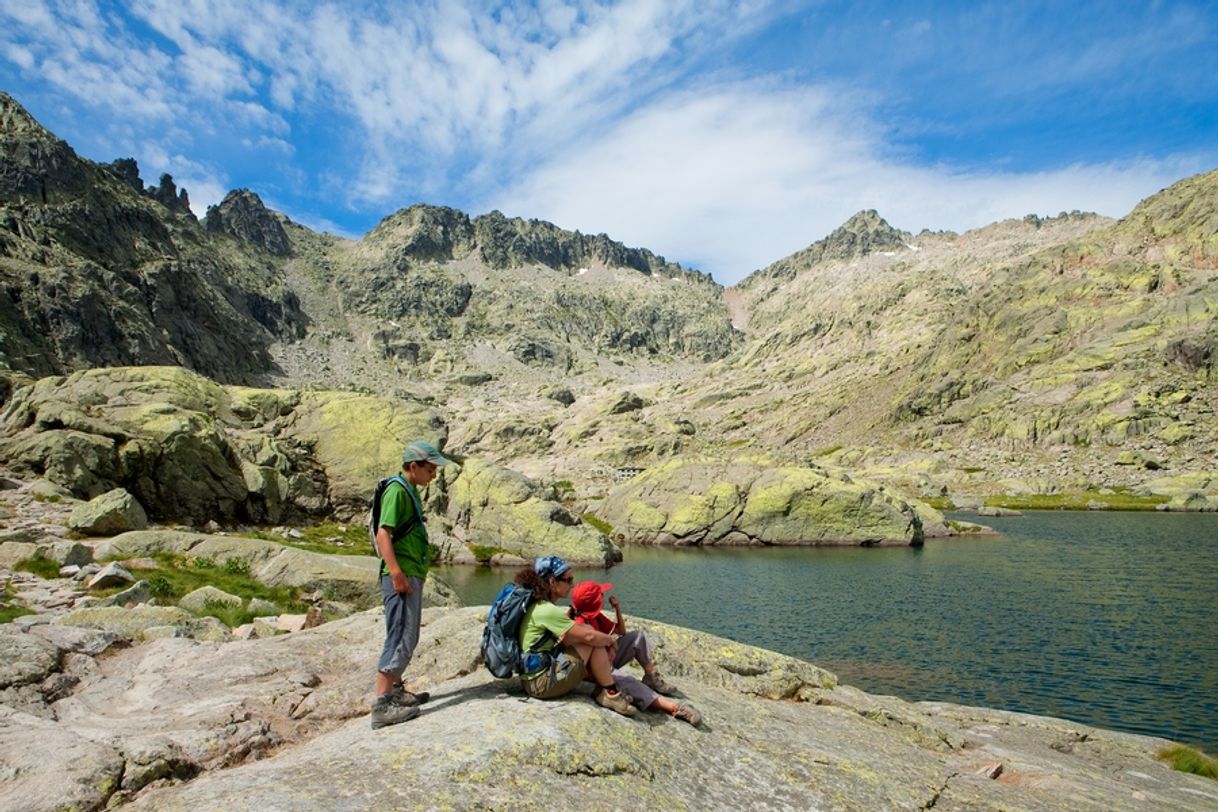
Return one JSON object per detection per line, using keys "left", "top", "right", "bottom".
{"left": 0, "top": 90, "right": 737, "bottom": 386}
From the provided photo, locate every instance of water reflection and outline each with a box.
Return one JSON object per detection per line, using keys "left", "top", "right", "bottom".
{"left": 434, "top": 511, "right": 1218, "bottom": 751}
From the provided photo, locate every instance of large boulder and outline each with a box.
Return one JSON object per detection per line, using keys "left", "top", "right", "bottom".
{"left": 445, "top": 458, "right": 621, "bottom": 565}
{"left": 597, "top": 456, "right": 931, "bottom": 546}
{"left": 69, "top": 487, "right": 148, "bottom": 535}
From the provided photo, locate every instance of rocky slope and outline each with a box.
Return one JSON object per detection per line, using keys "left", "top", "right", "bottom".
{"left": 2, "top": 602, "right": 1215, "bottom": 811}
{"left": 3, "top": 87, "right": 1215, "bottom": 509}
{"left": 0, "top": 93, "right": 305, "bottom": 383}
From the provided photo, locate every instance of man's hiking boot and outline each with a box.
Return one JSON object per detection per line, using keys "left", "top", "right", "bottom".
{"left": 370, "top": 694, "right": 420, "bottom": 729}
{"left": 642, "top": 670, "right": 677, "bottom": 696}
{"left": 388, "top": 684, "right": 430, "bottom": 707}
{"left": 594, "top": 687, "right": 637, "bottom": 717}
{"left": 672, "top": 702, "right": 702, "bottom": 727}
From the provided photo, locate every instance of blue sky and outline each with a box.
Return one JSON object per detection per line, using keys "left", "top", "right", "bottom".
{"left": 2, "top": 1, "right": 1215, "bottom": 285}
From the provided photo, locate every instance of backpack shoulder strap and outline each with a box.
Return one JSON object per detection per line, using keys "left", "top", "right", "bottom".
{"left": 382, "top": 475, "right": 424, "bottom": 536}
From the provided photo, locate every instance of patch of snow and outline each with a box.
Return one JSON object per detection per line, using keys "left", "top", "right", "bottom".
{"left": 577, "top": 267, "right": 589, "bottom": 275}
{"left": 905, "top": 243, "right": 921, "bottom": 252}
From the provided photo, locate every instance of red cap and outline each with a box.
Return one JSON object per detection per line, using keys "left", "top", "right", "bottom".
{"left": 570, "top": 581, "right": 613, "bottom": 614}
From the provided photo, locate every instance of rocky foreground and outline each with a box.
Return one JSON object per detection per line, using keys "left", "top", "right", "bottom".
{"left": 2, "top": 603, "right": 1216, "bottom": 811}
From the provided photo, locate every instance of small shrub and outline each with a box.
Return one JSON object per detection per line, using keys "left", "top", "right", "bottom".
{"left": 1157, "top": 745, "right": 1218, "bottom": 780}
{"left": 469, "top": 544, "right": 507, "bottom": 563}
{"left": 199, "top": 597, "right": 251, "bottom": 628}
{"left": 222, "top": 557, "right": 251, "bottom": 576}
{"left": 15, "top": 557, "right": 60, "bottom": 580}
{"left": 192, "top": 556, "right": 216, "bottom": 570}
{"left": 148, "top": 575, "right": 175, "bottom": 599}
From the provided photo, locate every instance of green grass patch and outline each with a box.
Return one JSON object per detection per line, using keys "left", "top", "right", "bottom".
{"left": 0, "top": 579, "right": 34, "bottom": 624}
{"left": 581, "top": 513, "right": 614, "bottom": 535}
{"left": 961, "top": 466, "right": 986, "bottom": 474}
{"left": 103, "top": 552, "right": 308, "bottom": 627}
{"left": 1157, "top": 745, "right": 1218, "bottom": 780}
{"left": 15, "top": 557, "right": 61, "bottom": 579}
{"left": 920, "top": 496, "right": 956, "bottom": 511}
{"left": 0, "top": 603, "right": 35, "bottom": 624}
{"left": 469, "top": 544, "right": 509, "bottom": 563}
{"left": 813, "top": 445, "right": 843, "bottom": 458}
{"left": 985, "top": 489, "right": 1170, "bottom": 511}
{"left": 238, "top": 522, "right": 368, "bottom": 556}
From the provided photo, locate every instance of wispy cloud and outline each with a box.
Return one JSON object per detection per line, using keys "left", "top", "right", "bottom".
{"left": 1, "top": 1, "right": 1215, "bottom": 284}
{"left": 496, "top": 81, "right": 1210, "bottom": 282}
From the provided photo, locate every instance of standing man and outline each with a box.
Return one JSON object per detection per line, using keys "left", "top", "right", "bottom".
{"left": 371, "top": 439, "right": 452, "bottom": 729}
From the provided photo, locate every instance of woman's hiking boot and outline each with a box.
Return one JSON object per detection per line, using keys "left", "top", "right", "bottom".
{"left": 370, "top": 694, "right": 420, "bottom": 729}
{"left": 642, "top": 670, "right": 677, "bottom": 696}
{"left": 388, "top": 684, "right": 430, "bottom": 707}
{"left": 672, "top": 702, "right": 702, "bottom": 727}
{"left": 594, "top": 687, "right": 637, "bottom": 717}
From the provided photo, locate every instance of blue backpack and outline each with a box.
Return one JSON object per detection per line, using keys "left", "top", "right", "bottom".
{"left": 481, "top": 583, "right": 551, "bottom": 678}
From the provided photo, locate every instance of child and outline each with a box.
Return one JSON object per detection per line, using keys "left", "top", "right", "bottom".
{"left": 568, "top": 581, "right": 702, "bottom": 726}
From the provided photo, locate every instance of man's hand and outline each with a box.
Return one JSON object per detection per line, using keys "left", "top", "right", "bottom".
{"left": 608, "top": 595, "right": 621, "bottom": 611}
{"left": 391, "top": 570, "right": 412, "bottom": 594}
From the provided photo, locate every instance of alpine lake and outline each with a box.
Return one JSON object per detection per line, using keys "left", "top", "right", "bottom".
{"left": 435, "top": 510, "right": 1218, "bottom": 753}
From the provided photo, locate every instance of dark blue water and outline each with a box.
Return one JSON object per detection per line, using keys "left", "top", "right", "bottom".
{"left": 435, "top": 511, "right": 1218, "bottom": 751}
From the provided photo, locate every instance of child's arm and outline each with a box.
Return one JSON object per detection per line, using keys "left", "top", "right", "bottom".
{"left": 608, "top": 594, "right": 627, "bottom": 635}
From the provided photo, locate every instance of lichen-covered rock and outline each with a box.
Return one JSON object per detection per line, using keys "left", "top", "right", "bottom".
{"left": 598, "top": 456, "right": 929, "bottom": 546}
{"left": 69, "top": 487, "right": 148, "bottom": 535}
{"left": 0, "top": 366, "right": 445, "bottom": 526}
{"left": 178, "top": 585, "right": 243, "bottom": 613}
{"left": 87, "top": 562, "right": 135, "bottom": 589}
{"left": 446, "top": 458, "right": 621, "bottom": 565}
{"left": 52, "top": 606, "right": 233, "bottom": 641}
{"left": 0, "top": 705, "right": 126, "bottom": 812}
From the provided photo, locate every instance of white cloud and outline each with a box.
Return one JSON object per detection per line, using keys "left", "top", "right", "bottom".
{"left": 494, "top": 82, "right": 1212, "bottom": 285}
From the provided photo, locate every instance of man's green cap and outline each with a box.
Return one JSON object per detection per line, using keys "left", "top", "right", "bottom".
{"left": 402, "top": 440, "right": 452, "bottom": 466}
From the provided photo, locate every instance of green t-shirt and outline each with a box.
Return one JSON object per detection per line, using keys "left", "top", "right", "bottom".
{"left": 519, "top": 600, "right": 574, "bottom": 677}
{"left": 377, "top": 479, "right": 430, "bottom": 579}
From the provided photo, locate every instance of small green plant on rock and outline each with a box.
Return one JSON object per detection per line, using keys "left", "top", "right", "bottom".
{"left": 222, "top": 557, "right": 250, "bottom": 576}
{"left": 1157, "top": 744, "right": 1218, "bottom": 780}
{"left": 200, "top": 597, "right": 252, "bottom": 628}
{"left": 15, "top": 557, "right": 60, "bottom": 580}
{"left": 147, "top": 575, "right": 174, "bottom": 599}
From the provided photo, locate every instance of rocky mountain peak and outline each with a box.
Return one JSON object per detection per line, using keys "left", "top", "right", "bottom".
{"left": 739, "top": 210, "right": 913, "bottom": 287}
{"left": 0, "top": 91, "right": 90, "bottom": 204}
{"left": 147, "top": 173, "right": 192, "bottom": 216}
{"left": 204, "top": 188, "right": 292, "bottom": 256}
{"left": 823, "top": 209, "right": 911, "bottom": 260}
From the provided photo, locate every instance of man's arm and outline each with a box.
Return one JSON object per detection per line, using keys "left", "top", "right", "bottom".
{"left": 377, "top": 527, "right": 411, "bottom": 594}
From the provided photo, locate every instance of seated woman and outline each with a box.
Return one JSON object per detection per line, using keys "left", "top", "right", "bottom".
{"left": 569, "top": 580, "right": 701, "bottom": 726}
{"left": 516, "top": 555, "right": 635, "bottom": 716}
